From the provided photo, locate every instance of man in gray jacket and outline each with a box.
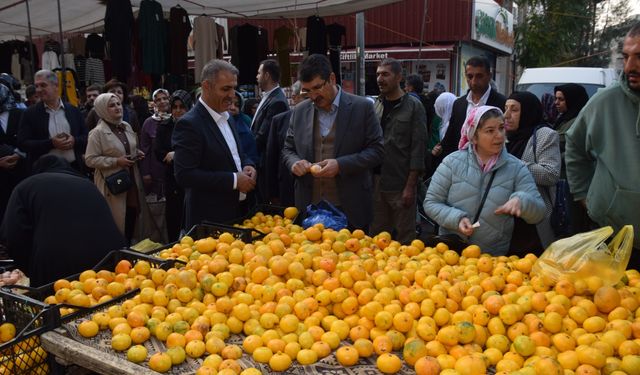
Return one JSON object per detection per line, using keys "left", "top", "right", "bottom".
{"left": 282, "top": 54, "right": 384, "bottom": 230}
{"left": 371, "top": 58, "right": 427, "bottom": 243}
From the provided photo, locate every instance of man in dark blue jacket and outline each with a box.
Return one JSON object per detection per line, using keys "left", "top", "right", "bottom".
{"left": 172, "top": 60, "right": 257, "bottom": 229}
{"left": 17, "top": 69, "right": 87, "bottom": 173}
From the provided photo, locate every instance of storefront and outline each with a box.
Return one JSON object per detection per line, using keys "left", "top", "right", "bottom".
{"left": 454, "top": 0, "right": 515, "bottom": 95}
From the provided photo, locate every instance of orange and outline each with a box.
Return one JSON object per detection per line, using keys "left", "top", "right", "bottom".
{"left": 130, "top": 326, "right": 150, "bottom": 344}
{"left": 377, "top": 353, "right": 402, "bottom": 374}
{"left": 594, "top": 286, "right": 621, "bottom": 313}
{"left": 185, "top": 340, "right": 206, "bottom": 358}
{"left": 403, "top": 338, "right": 428, "bottom": 366}
{"left": 335, "top": 345, "right": 359, "bottom": 366}
{"left": 269, "top": 352, "right": 292, "bottom": 372}
{"left": 284, "top": 207, "right": 298, "bottom": 219}
{"left": 111, "top": 333, "right": 132, "bottom": 352}
{"left": 126, "top": 345, "right": 148, "bottom": 363}
{"left": 114, "top": 260, "right": 132, "bottom": 274}
{"left": 148, "top": 352, "right": 172, "bottom": 373}
{"left": 296, "top": 348, "right": 318, "bottom": 365}
{"left": 373, "top": 334, "right": 393, "bottom": 355}
{"left": 454, "top": 354, "right": 486, "bottom": 375}
{"left": 414, "top": 356, "right": 441, "bottom": 375}
{"left": 77, "top": 320, "right": 99, "bottom": 338}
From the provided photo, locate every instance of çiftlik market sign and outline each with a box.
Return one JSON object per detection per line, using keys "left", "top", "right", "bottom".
{"left": 472, "top": 0, "right": 515, "bottom": 54}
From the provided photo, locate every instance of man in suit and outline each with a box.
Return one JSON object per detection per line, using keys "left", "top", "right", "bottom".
{"left": 17, "top": 69, "right": 87, "bottom": 173}
{"left": 282, "top": 54, "right": 384, "bottom": 230}
{"left": 172, "top": 59, "right": 257, "bottom": 230}
{"left": 251, "top": 59, "right": 289, "bottom": 202}
{"left": 0, "top": 83, "right": 27, "bottom": 227}
{"left": 436, "top": 56, "right": 506, "bottom": 161}
{"left": 266, "top": 81, "right": 303, "bottom": 207}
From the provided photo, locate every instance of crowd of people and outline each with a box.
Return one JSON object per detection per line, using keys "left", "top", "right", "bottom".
{"left": 0, "top": 22, "right": 639, "bottom": 285}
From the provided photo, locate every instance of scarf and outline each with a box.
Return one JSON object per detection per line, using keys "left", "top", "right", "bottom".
{"left": 459, "top": 105, "right": 502, "bottom": 172}
{"left": 171, "top": 89, "right": 193, "bottom": 110}
{"left": 506, "top": 91, "right": 543, "bottom": 159}
{"left": 94, "top": 93, "right": 124, "bottom": 126}
{"left": 0, "top": 83, "right": 16, "bottom": 113}
{"left": 434, "top": 92, "right": 456, "bottom": 140}
{"left": 553, "top": 83, "right": 589, "bottom": 127}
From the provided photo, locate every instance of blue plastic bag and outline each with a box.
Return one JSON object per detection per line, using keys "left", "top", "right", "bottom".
{"left": 302, "top": 200, "right": 348, "bottom": 231}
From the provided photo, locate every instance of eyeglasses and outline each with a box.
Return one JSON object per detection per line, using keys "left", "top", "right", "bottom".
{"left": 300, "top": 80, "right": 327, "bottom": 96}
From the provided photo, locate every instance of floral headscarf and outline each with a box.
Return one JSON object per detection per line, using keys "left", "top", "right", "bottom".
{"left": 459, "top": 105, "right": 503, "bottom": 172}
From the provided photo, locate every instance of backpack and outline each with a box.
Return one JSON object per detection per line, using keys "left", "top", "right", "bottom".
{"left": 532, "top": 125, "right": 571, "bottom": 237}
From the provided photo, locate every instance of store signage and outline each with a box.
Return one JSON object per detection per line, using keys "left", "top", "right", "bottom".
{"left": 340, "top": 51, "right": 389, "bottom": 62}
{"left": 472, "top": 0, "right": 515, "bottom": 54}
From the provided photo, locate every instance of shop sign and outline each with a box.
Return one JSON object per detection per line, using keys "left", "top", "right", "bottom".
{"left": 340, "top": 51, "right": 389, "bottom": 62}
{"left": 472, "top": 0, "right": 515, "bottom": 54}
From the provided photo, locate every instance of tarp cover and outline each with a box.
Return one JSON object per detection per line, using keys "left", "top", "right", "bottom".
{"left": 0, "top": 0, "right": 399, "bottom": 37}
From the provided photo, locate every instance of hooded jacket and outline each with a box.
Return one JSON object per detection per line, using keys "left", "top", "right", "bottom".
{"left": 424, "top": 146, "right": 546, "bottom": 256}
{"left": 565, "top": 74, "right": 640, "bottom": 247}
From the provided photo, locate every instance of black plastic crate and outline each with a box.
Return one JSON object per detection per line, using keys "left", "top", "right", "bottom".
{"left": 21, "top": 250, "right": 183, "bottom": 324}
{"left": 0, "top": 288, "right": 58, "bottom": 374}
{"left": 186, "top": 222, "right": 264, "bottom": 243}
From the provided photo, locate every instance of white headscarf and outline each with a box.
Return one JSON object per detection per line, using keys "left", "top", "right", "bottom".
{"left": 434, "top": 92, "right": 456, "bottom": 140}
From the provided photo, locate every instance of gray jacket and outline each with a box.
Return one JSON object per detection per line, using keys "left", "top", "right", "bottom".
{"left": 424, "top": 146, "right": 546, "bottom": 255}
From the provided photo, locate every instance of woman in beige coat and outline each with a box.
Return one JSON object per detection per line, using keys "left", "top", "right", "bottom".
{"left": 85, "top": 93, "right": 153, "bottom": 244}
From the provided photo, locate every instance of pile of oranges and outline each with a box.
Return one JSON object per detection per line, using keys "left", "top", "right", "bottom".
{"left": 43, "top": 207, "right": 640, "bottom": 374}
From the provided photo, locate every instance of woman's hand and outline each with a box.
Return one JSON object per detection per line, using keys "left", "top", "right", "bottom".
{"left": 495, "top": 197, "right": 522, "bottom": 217}
{"left": 458, "top": 217, "right": 474, "bottom": 237}
{"left": 136, "top": 150, "right": 145, "bottom": 160}
{"left": 116, "top": 156, "right": 135, "bottom": 168}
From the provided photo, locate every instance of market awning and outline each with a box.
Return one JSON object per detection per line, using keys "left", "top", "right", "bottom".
{"left": 0, "top": 0, "right": 401, "bottom": 37}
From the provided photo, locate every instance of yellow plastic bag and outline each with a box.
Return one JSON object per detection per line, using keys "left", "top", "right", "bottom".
{"left": 532, "top": 225, "right": 634, "bottom": 286}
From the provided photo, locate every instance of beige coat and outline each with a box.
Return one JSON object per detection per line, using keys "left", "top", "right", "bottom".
{"left": 85, "top": 120, "right": 161, "bottom": 242}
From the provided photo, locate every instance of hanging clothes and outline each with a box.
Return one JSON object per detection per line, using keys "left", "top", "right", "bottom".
{"left": 74, "top": 56, "right": 86, "bottom": 88}
{"left": 55, "top": 69, "right": 79, "bottom": 106}
{"left": 216, "top": 23, "right": 227, "bottom": 59}
{"left": 326, "top": 23, "right": 346, "bottom": 84}
{"left": 44, "top": 39, "right": 61, "bottom": 55}
{"left": 232, "top": 23, "right": 267, "bottom": 85}
{"left": 192, "top": 15, "right": 217, "bottom": 83}
{"left": 104, "top": 0, "right": 134, "bottom": 82}
{"left": 168, "top": 5, "right": 192, "bottom": 75}
{"left": 306, "top": 16, "right": 327, "bottom": 55}
{"left": 274, "top": 26, "right": 295, "bottom": 87}
{"left": 11, "top": 52, "right": 20, "bottom": 79}
{"left": 42, "top": 50, "right": 60, "bottom": 71}
{"left": 138, "top": 0, "right": 166, "bottom": 75}
{"left": 68, "top": 35, "right": 86, "bottom": 56}
{"left": 60, "top": 53, "right": 76, "bottom": 71}
{"left": 85, "top": 57, "right": 105, "bottom": 86}
{"left": 85, "top": 33, "right": 105, "bottom": 59}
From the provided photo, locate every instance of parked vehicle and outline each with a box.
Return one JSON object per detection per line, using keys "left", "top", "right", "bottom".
{"left": 516, "top": 67, "right": 618, "bottom": 98}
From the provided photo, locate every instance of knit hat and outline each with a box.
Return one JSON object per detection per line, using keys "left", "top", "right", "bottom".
{"left": 94, "top": 93, "right": 123, "bottom": 125}
{"left": 458, "top": 105, "right": 502, "bottom": 150}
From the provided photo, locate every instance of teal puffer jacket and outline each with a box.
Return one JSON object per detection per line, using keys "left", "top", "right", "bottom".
{"left": 424, "top": 146, "right": 545, "bottom": 255}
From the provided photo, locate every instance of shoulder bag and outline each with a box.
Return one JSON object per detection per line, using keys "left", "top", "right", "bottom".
{"left": 103, "top": 169, "right": 132, "bottom": 195}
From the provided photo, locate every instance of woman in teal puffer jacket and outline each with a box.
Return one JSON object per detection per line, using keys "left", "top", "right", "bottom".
{"left": 424, "top": 106, "right": 545, "bottom": 256}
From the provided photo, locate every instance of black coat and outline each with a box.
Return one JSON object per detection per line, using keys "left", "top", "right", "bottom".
{"left": 251, "top": 87, "right": 289, "bottom": 164}
{"left": 17, "top": 101, "right": 87, "bottom": 171}
{"left": 439, "top": 89, "right": 506, "bottom": 159}
{"left": 0, "top": 108, "right": 27, "bottom": 225}
{"left": 265, "top": 110, "right": 295, "bottom": 206}
{"left": 0, "top": 163, "right": 125, "bottom": 286}
{"left": 172, "top": 102, "right": 254, "bottom": 229}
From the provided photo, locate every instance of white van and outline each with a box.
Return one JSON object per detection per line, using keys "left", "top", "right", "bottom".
{"left": 515, "top": 67, "right": 618, "bottom": 98}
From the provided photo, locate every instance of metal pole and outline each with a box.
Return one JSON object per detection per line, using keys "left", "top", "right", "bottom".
{"left": 355, "top": 12, "right": 365, "bottom": 96}
{"left": 25, "top": 0, "right": 35, "bottom": 80}
{"left": 417, "top": 0, "right": 427, "bottom": 61}
{"left": 56, "top": 0, "right": 67, "bottom": 101}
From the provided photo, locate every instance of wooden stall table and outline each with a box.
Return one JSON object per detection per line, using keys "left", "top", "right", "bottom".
{"left": 41, "top": 330, "right": 157, "bottom": 375}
